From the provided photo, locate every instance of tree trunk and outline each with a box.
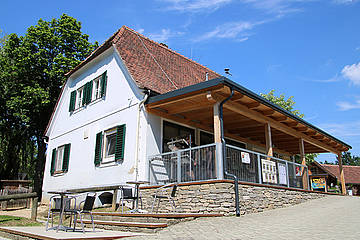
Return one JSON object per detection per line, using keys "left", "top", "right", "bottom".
{"left": 34, "top": 136, "right": 46, "bottom": 200}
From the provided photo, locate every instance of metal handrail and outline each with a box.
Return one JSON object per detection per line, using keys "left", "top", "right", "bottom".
{"left": 226, "top": 144, "right": 308, "bottom": 168}
{"left": 148, "top": 143, "right": 217, "bottom": 161}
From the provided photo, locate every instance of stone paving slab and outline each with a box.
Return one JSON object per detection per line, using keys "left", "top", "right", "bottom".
{"left": 128, "top": 195, "right": 360, "bottom": 240}
{"left": 0, "top": 226, "right": 146, "bottom": 239}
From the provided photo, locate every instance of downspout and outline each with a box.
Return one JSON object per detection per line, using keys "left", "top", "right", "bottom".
{"left": 219, "top": 87, "right": 240, "bottom": 217}
{"left": 135, "top": 90, "right": 150, "bottom": 181}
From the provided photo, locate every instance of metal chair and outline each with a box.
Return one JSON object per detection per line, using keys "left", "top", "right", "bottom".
{"left": 120, "top": 187, "right": 142, "bottom": 213}
{"left": 151, "top": 184, "right": 177, "bottom": 213}
{"left": 46, "top": 195, "right": 76, "bottom": 230}
{"left": 69, "top": 193, "right": 96, "bottom": 233}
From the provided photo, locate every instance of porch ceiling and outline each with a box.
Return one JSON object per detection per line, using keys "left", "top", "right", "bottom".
{"left": 146, "top": 78, "right": 351, "bottom": 155}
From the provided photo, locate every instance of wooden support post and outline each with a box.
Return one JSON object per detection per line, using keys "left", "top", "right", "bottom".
{"left": 213, "top": 102, "right": 221, "bottom": 143}
{"left": 213, "top": 102, "right": 224, "bottom": 179}
{"left": 31, "top": 197, "right": 38, "bottom": 221}
{"left": 299, "top": 138, "right": 309, "bottom": 190}
{"left": 112, "top": 189, "right": 118, "bottom": 211}
{"left": 337, "top": 153, "right": 347, "bottom": 195}
{"left": 265, "top": 123, "right": 273, "bottom": 157}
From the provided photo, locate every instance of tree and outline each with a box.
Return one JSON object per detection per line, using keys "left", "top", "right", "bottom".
{"left": 260, "top": 90, "right": 317, "bottom": 164}
{"left": 0, "top": 14, "right": 98, "bottom": 197}
{"left": 336, "top": 152, "right": 360, "bottom": 166}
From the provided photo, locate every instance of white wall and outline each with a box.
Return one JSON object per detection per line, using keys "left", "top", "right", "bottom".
{"left": 42, "top": 47, "right": 148, "bottom": 202}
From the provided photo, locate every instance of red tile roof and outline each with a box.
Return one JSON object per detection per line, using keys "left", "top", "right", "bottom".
{"left": 321, "top": 164, "right": 360, "bottom": 184}
{"left": 66, "top": 26, "right": 221, "bottom": 94}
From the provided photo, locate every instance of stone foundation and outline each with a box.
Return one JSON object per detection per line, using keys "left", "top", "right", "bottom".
{"left": 140, "top": 180, "right": 330, "bottom": 215}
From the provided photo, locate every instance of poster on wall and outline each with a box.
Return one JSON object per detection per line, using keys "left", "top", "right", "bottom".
{"left": 311, "top": 178, "right": 326, "bottom": 190}
{"left": 261, "top": 159, "right": 278, "bottom": 184}
{"left": 295, "top": 166, "right": 302, "bottom": 176}
{"left": 241, "top": 152, "right": 251, "bottom": 164}
{"left": 278, "top": 163, "right": 287, "bottom": 185}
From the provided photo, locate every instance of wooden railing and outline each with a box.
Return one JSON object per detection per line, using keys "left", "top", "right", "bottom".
{"left": 0, "top": 192, "right": 38, "bottom": 220}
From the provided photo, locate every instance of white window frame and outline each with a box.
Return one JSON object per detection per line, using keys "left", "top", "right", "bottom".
{"left": 102, "top": 127, "right": 117, "bottom": 163}
{"left": 54, "top": 145, "right": 65, "bottom": 173}
{"left": 92, "top": 76, "right": 102, "bottom": 101}
{"left": 76, "top": 87, "right": 84, "bottom": 109}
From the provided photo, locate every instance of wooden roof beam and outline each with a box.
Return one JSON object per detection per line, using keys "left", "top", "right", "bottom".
{"left": 262, "top": 109, "right": 275, "bottom": 116}
{"left": 246, "top": 102, "right": 261, "bottom": 109}
{"left": 168, "top": 101, "right": 212, "bottom": 114}
{"left": 221, "top": 99, "right": 340, "bottom": 154}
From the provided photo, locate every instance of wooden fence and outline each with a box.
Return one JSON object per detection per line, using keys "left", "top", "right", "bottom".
{"left": 0, "top": 192, "right": 38, "bottom": 220}
{"left": 0, "top": 187, "right": 32, "bottom": 210}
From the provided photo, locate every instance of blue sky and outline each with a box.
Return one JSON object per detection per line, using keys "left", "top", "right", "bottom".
{"left": 1, "top": 0, "right": 360, "bottom": 162}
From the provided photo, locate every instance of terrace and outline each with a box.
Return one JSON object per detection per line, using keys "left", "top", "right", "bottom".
{"left": 146, "top": 77, "right": 351, "bottom": 195}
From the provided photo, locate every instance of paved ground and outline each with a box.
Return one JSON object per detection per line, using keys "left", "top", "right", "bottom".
{"left": 0, "top": 226, "right": 144, "bottom": 239}
{"left": 129, "top": 195, "right": 360, "bottom": 240}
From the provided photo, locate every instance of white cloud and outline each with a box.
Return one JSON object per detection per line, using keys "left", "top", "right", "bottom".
{"left": 336, "top": 99, "right": 360, "bottom": 111}
{"left": 160, "top": 0, "right": 232, "bottom": 12}
{"left": 332, "top": 0, "right": 357, "bottom": 4}
{"left": 341, "top": 62, "right": 360, "bottom": 85}
{"left": 148, "top": 29, "right": 184, "bottom": 42}
{"left": 136, "top": 28, "right": 145, "bottom": 34}
{"left": 319, "top": 121, "right": 360, "bottom": 137}
{"left": 194, "top": 21, "right": 264, "bottom": 42}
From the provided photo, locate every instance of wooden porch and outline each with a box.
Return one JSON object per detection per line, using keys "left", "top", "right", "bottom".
{"left": 146, "top": 78, "right": 351, "bottom": 193}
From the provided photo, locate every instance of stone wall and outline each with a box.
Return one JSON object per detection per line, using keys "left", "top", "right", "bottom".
{"left": 140, "top": 180, "right": 328, "bottom": 216}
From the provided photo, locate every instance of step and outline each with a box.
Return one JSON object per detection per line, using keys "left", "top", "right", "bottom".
{"left": 92, "top": 212, "right": 223, "bottom": 218}
{"left": 77, "top": 219, "right": 168, "bottom": 233}
{"left": 91, "top": 212, "right": 224, "bottom": 225}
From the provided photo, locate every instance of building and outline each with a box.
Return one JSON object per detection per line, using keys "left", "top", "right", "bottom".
{"left": 42, "top": 26, "right": 352, "bottom": 203}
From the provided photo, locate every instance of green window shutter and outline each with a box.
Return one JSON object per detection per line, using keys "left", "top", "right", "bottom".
{"left": 62, "top": 144, "right": 71, "bottom": 172}
{"left": 115, "top": 124, "right": 126, "bottom": 161}
{"left": 87, "top": 81, "right": 93, "bottom": 104}
{"left": 94, "top": 132, "right": 103, "bottom": 166}
{"left": 100, "top": 71, "right": 107, "bottom": 97}
{"left": 51, "top": 148, "right": 56, "bottom": 175}
{"left": 69, "top": 91, "right": 76, "bottom": 112}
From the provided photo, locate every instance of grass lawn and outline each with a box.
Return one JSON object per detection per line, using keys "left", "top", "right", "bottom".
{"left": 0, "top": 215, "right": 42, "bottom": 227}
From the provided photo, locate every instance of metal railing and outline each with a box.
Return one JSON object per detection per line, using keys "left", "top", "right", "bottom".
{"left": 148, "top": 143, "right": 309, "bottom": 190}
{"left": 226, "top": 145, "right": 309, "bottom": 189}
{"left": 149, "top": 143, "right": 216, "bottom": 185}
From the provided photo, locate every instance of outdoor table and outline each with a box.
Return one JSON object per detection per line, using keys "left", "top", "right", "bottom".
{"left": 126, "top": 181, "right": 149, "bottom": 212}
{"left": 47, "top": 191, "right": 75, "bottom": 232}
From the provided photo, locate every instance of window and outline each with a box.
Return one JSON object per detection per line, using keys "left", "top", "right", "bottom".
{"left": 94, "top": 124, "right": 126, "bottom": 166}
{"left": 76, "top": 87, "right": 84, "bottom": 109}
{"left": 69, "top": 71, "right": 107, "bottom": 112}
{"left": 103, "top": 128, "right": 117, "bottom": 162}
{"left": 92, "top": 77, "right": 101, "bottom": 100}
{"left": 162, "top": 121, "right": 195, "bottom": 153}
{"left": 200, "top": 131, "right": 246, "bottom": 149}
{"left": 50, "top": 144, "right": 71, "bottom": 175}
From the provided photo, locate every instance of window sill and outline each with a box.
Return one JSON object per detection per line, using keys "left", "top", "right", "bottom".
{"left": 52, "top": 171, "right": 67, "bottom": 177}
{"left": 70, "top": 97, "right": 105, "bottom": 115}
{"left": 97, "top": 160, "right": 122, "bottom": 168}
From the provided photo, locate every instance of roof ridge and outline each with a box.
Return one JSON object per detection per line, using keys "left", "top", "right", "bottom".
{"left": 121, "top": 25, "right": 220, "bottom": 77}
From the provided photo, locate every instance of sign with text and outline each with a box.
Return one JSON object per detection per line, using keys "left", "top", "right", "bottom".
{"left": 241, "top": 152, "right": 251, "bottom": 164}
{"left": 261, "top": 159, "right": 277, "bottom": 184}
{"left": 278, "top": 163, "right": 287, "bottom": 185}
{"left": 311, "top": 178, "right": 326, "bottom": 189}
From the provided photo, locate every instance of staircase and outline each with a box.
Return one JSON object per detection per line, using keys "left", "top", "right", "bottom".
{"left": 78, "top": 212, "right": 224, "bottom": 233}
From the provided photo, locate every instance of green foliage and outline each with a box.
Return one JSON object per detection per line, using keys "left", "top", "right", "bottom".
{"left": 260, "top": 90, "right": 317, "bottom": 164}
{"left": 0, "top": 14, "right": 98, "bottom": 196}
{"left": 335, "top": 152, "right": 360, "bottom": 166}
{"left": 260, "top": 90, "right": 304, "bottom": 118}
